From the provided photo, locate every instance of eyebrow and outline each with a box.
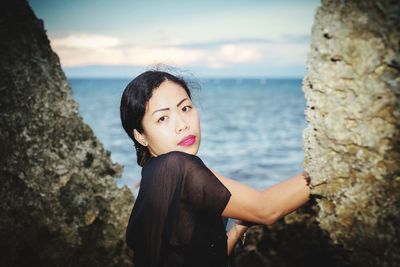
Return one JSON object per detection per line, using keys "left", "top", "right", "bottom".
{"left": 151, "top": 98, "right": 189, "bottom": 115}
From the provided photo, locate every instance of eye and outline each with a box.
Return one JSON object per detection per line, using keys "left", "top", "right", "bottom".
{"left": 182, "top": 105, "right": 192, "bottom": 112}
{"left": 157, "top": 116, "right": 167, "bottom": 123}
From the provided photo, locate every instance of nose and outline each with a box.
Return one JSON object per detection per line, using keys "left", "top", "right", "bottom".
{"left": 175, "top": 113, "right": 189, "bottom": 134}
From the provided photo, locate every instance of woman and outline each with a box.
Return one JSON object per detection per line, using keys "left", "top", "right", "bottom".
{"left": 120, "top": 70, "right": 311, "bottom": 267}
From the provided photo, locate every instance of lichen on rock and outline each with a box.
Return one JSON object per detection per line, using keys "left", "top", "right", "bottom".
{"left": 0, "top": 0, "right": 134, "bottom": 266}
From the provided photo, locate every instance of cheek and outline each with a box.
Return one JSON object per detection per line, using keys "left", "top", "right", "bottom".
{"left": 192, "top": 110, "right": 201, "bottom": 129}
{"left": 147, "top": 125, "right": 174, "bottom": 147}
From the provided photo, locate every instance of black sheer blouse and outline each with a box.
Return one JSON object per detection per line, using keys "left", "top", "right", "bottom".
{"left": 126, "top": 151, "right": 232, "bottom": 267}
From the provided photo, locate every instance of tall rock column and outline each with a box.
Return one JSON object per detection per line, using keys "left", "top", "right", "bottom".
{"left": 303, "top": 0, "right": 400, "bottom": 266}
{"left": 0, "top": 0, "right": 134, "bottom": 266}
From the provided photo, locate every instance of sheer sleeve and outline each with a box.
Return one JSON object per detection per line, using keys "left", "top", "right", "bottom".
{"left": 156, "top": 151, "right": 231, "bottom": 215}
{"left": 177, "top": 152, "right": 232, "bottom": 215}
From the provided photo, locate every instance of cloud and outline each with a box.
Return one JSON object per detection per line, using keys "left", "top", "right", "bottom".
{"left": 123, "top": 47, "right": 205, "bottom": 66}
{"left": 51, "top": 33, "right": 121, "bottom": 49}
{"left": 50, "top": 35, "right": 203, "bottom": 66}
{"left": 173, "top": 38, "right": 274, "bottom": 49}
{"left": 50, "top": 33, "right": 309, "bottom": 69}
{"left": 219, "top": 45, "right": 262, "bottom": 63}
{"left": 206, "top": 45, "right": 263, "bottom": 69}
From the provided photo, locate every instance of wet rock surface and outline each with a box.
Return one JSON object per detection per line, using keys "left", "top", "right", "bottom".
{"left": 0, "top": 0, "right": 134, "bottom": 266}
{"left": 235, "top": 0, "right": 400, "bottom": 266}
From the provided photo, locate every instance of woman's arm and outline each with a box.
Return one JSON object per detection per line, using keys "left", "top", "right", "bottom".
{"left": 211, "top": 170, "right": 311, "bottom": 225}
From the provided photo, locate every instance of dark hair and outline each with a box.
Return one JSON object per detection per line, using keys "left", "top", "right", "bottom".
{"left": 120, "top": 70, "right": 192, "bottom": 166}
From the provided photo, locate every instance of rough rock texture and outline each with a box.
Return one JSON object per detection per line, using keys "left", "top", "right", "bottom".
{"left": 235, "top": 0, "right": 400, "bottom": 266}
{"left": 303, "top": 0, "right": 400, "bottom": 266}
{"left": 0, "top": 1, "right": 134, "bottom": 266}
{"left": 233, "top": 200, "right": 352, "bottom": 267}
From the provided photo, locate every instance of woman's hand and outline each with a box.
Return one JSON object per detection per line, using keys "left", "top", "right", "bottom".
{"left": 227, "top": 220, "right": 250, "bottom": 255}
{"left": 302, "top": 171, "right": 311, "bottom": 188}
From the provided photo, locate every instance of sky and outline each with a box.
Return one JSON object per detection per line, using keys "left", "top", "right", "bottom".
{"left": 28, "top": 0, "right": 320, "bottom": 78}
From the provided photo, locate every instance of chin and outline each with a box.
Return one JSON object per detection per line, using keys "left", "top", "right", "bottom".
{"left": 179, "top": 145, "right": 199, "bottom": 155}
{"left": 191, "top": 144, "right": 200, "bottom": 155}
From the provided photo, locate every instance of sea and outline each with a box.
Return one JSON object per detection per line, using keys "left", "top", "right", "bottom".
{"left": 70, "top": 78, "right": 308, "bottom": 197}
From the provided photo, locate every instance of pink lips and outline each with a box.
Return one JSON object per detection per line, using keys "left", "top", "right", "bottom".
{"left": 178, "top": 135, "right": 196, "bottom": 146}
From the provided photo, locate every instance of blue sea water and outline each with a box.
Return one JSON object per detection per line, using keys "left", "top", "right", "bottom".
{"left": 70, "top": 78, "right": 307, "bottom": 195}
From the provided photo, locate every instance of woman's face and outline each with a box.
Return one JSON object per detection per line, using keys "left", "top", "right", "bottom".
{"left": 133, "top": 80, "right": 201, "bottom": 157}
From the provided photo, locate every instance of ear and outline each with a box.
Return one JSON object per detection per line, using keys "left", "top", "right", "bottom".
{"left": 133, "top": 129, "right": 148, "bottom": 147}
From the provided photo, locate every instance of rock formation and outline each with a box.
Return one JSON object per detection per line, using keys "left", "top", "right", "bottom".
{"left": 0, "top": 0, "right": 134, "bottom": 266}
{"left": 303, "top": 0, "right": 400, "bottom": 265}
{"left": 235, "top": 0, "right": 400, "bottom": 266}
{"left": 234, "top": 200, "right": 352, "bottom": 267}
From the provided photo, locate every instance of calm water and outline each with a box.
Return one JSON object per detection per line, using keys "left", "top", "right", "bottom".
{"left": 70, "top": 78, "right": 307, "bottom": 195}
